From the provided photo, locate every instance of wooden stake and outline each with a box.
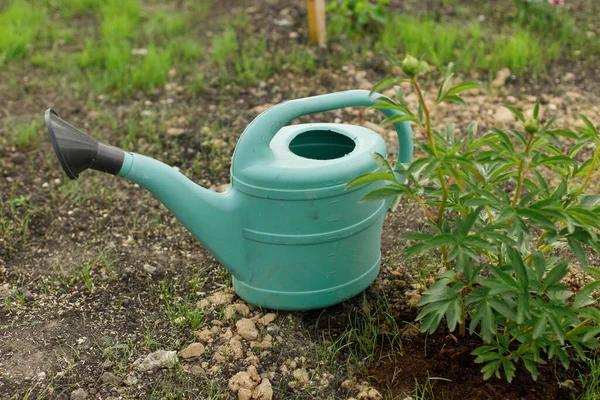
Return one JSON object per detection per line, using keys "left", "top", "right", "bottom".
{"left": 307, "top": 0, "right": 326, "bottom": 47}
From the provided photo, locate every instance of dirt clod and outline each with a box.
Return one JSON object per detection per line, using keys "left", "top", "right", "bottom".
{"left": 236, "top": 318, "right": 259, "bottom": 341}
{"left": 179, "top": 342, "right": 205, "bottom": 359}
{"left": 70, "top": 388, "right": 88, "bottom": 400}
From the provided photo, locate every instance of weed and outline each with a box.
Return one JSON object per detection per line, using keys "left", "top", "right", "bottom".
{"left": 14, "top": 120, "right": 40, "bottom": 149}
{"left": 132, "top": 46, "right": 173, "bottom": 91}
{"left": 578, "top": 352, "right": 600, "bottom": 400}
{"left": 413, "top": 372, "right": 451, "bottom": 400}
{"left": 160, "top": 281, "right": 205, "bottom": 330}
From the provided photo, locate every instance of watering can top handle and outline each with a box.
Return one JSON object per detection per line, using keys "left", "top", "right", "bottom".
{"left": 233, "top": 90, "right": 413, "bottom": 169}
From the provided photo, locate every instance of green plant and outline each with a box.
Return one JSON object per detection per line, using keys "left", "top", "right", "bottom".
{"left": 327, "top": 0, "right": 389, "bottom": 37}
{"left": 0, "top": 1, "right": 44, "bottom": 65}
{"left": 578, "top": 352, "right": 600, "bottom": 399}
{"left": 347, "top": 54, "right": 600, "bottom": 382}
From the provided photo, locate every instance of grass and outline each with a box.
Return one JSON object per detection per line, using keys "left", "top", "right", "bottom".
{"left": 578, "top": 352, "right": 600, "bottom": 400}
{"left": 328, "top": 3, "right": 600, "bottom": 77}
{"left": 0, "top": 1, "right": 44, "bottom": 65}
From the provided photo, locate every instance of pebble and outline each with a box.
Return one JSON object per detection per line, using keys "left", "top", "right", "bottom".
{"left": 134, "top": 350, "right": 178, "bottom": 372}
{"left": 100, "top": 371, "right": 121, "bottom": 386}
{"left": 70, "top": 389, "right": 88, "bottom": 400}
{"left": 254, "top": 378, "right": 273, "bottom": 400}
{"left": 11, "top": 152, "right": 26, "bottom": 164}
{"left": 492, "top": 68, "right": 511, "bottom": 88}
{"left": 224, "top": 303, "right": 249, "bottom": 320}
{"left": 494, "top": 106, "right": 515, "bottom": 123}
{"left": 292, "top": 367, "right": 309, "bottom": 383}
{"left": 236, "top": 318, "right": 258, "bottom": 341}
{"left": 257, "top": 313, "right": 276, "bottom": 326}
{"left": 124, "top": 373, "right": 138, "bottom": 386}
{"left": 228, "top": 371, "right": 257, "bottom": 393}
{"left": 194, "top": 329, "right": 212, "bottom": 342}
{"left": 179, "top": 342, "right": 205, "bottom": 359}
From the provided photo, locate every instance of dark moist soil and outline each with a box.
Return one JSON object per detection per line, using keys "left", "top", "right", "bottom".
{"left": 367, "top": 314, "right": 581, "bottom": 400}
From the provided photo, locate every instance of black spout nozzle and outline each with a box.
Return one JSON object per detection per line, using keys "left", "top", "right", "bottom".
{"left": 45, "top": 109, "right": 125, "bottom": 180}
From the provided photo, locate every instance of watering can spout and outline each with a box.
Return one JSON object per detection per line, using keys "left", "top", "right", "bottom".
{"left": 45, "top": 109, "right": 243, "bottom": 276}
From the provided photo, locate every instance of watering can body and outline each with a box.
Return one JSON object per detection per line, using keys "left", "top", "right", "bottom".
{"left": 45, "top": 90, "right": 413, "bottom": 310}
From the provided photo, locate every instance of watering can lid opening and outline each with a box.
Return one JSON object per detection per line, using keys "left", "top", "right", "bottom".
{"left": 232, "top": 123, "right": 387, "bottom": 200}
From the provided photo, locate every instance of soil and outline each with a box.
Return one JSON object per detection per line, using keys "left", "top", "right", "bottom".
{"left": 1, "top": 0, "right": 599, "bottom": 399}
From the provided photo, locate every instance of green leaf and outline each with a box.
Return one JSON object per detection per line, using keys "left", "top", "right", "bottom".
{"left": 523, "top": 359, "right": 539, "bottom": 381}
{"left": 543, "top": 262, "right": 568, "bottom": 291}
{"left": 567, "top": 237, "right": 587, "bottom": 268}
{"left": 582, "top": 326, "right": 600, "bottom": 343}
{"left": 360, "top": 187, "right": 402, "bottom": 202}
{"left": 382, "top": 114, "right": 418, "bottom": 125}
{"left": 508, "top": 247, "right": 529, "bottom": 291}
{"left": 502, "top": 359, "right": 516, "bottom": 383}
{"left": 533, "top": 314, "right": 547, "bottom": 339}
{"left": 516, "top": 208, "right": 556, "bottom": 231}
{"left": 346, "top": 172, "right": 397, "bottom": 189}
{"left": 572, "top": 281, "right": 600, "bottom": 309}
{"left": 442, "top": 95, "right": 466, "bottom": 105}
{"left": 446, "top": 81, "right": 480, "bottom": 96}
{"left": 370, "top": 77, "right": 406, "bottom": 95}
{"left": 436, "top": 73, "right": 454, "bottom": 104}
{"left": 503, "top": 104, "right": 525, "bottom": 122}
{"left": 489, "top": 298, "right": 517, "bottom": 321}
{"left": 547, "top": 313, "right": 565, "bottom": 344}
{"left": 579, "top": 113, "right": 598, "bottom": 137}
{"left": 481, "top": 360, "right": 501, "bottom": 381}
{"left": 533, "top": 99, "right": 540, "bottom": 119}
{"left": 370, "top": 152, "right": 392, "bottom": 172}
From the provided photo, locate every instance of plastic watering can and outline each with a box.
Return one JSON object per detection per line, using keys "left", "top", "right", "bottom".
{"left": 45, "top": 90, "right": 413, "bottom": 310}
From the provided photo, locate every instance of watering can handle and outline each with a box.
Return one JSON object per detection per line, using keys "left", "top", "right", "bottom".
{"left": 233, "top": 89, "right": 413, "bottom": 169}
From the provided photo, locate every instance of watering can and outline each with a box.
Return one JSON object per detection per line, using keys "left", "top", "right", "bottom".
{"left": 45, "top": 90, "right": 412, "bottom": 310}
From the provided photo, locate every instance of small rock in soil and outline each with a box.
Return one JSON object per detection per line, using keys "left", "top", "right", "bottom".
{"left": 134, "top": 350, "right": 178, "bottom": 372}
{"left": 190, "top": 365, "right": 204, "bottom": 376}
{"left": 124, "top": 373, "right": 139, "bottom": 386}
{"left": 292, "top": 368, "right": 309, "bottom": 384}
{"left": 11, "top": 152, "right": 26, "bottom": 164}
{"left": 492, "top": 68, "right": 511, "bottom": 87}
{"left": 247, "top": 365, "right": 260, "bottom": 382}
{"left": 238, "top": 387, "right": 253, "bottom": 400}
{"left": 100, "top": 371, "right": 121, "bottom": 386}
{"left": 224, "top": 303, "right": 250, "bottom": 319}
{"left": 70, "top": 388, "right": 88, "bottom": 400}
{"left": 254, "top": 378, "right": 273, "bottom": 400}
{"left": 236, "top": 318, "right": 258, "bottom": 341}
{"left": 166, "top": 127, "right": 185, "bottom": 136}
{"left": 228, "top": 371, "right": 258, "bottom": 393}
{"left": 266, "top": 324, "right": 280, "bottom": 334}
{"left": 257, "top": 313, "right": 276, "bottom": 326}
{"left": 494, "top": 106, "right": 515, "bottom": 123}
{"left": 194, "top": 329, "right": 213, "bottom": 342}
{"left": 179, "top": 342, "right": 205, "bottom": 359}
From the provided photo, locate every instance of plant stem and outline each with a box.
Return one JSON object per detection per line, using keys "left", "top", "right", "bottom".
{"left": 564, "top": 318, "right": 592, "bottom": 340}
{"left": 412, "top": 81, "right": 436, "bottom": 157}
{"left": 412, "top": 79, "right": 450, "bottom": 268}
{"left": 511, "top": 133, "right": 535, "bottom": 208}
{"left": 413, "top": 194, "right": 437, "bottom": 222}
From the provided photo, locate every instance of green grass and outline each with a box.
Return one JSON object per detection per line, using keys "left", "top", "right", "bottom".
{"left": 328, "top": 4, "right": 600, "bottom": 77}
{"left": 14, "top": 120, "right": 40, "bottom": 149}
{"left": 0, "top": 1, "right": 44, "bottom": 65}
{"left": 578, "top": 353, "right": 600, "bottom": 400}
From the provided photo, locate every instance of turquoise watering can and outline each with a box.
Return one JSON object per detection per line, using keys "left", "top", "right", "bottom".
{"left": 45, "top": 90, "right": 413, "bottom": 310}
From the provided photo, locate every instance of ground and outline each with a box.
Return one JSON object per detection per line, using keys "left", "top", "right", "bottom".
{"left": 1, "top": 0, "right": 600, "bottom": 399}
